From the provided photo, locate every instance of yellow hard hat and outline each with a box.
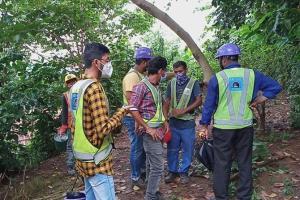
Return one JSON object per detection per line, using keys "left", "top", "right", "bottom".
{"left": 64, "top": 74, "right": 77, "bottom": 83}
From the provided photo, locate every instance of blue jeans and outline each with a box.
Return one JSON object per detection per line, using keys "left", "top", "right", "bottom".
{"left": 167, "top": 126, "right": 195, "bottom": 174}
{"left": 84, "top": 174, "right": 116, "bottom": 200}
{"left": 66, "top": 129, "right": 75, "bottom": 170}
{"left": 123, "top": 116, "right": 146, "bottom": 181}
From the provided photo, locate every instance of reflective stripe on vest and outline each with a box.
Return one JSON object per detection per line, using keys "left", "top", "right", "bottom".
{"left": 142, "top": 78, "right": 165, "bottom": 128}
{"left": 170, "top": 78, "right": 196, "bottom": 120}
{"left": 123, "top": 68, "right": 144, "bottom": 106}
{"left": 69, "top": 79, "right": 112, "bottom": 164}
{"left": 213, "top": 68, "right": 255, "bottom": 129}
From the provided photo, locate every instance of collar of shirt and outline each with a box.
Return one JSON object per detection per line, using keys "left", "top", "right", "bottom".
{"left": 146, "top": 77, "right": 159, "bottom": 87}
{"left": 224, "top": 63, "right": 241, "bottom": 69}
{"left": 80, "top": 73, "right": 98, "bottom": 81}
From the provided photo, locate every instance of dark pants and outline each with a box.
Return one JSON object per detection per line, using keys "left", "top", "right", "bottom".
{"left": 213, "top": 126, "right": 254, "bottom": 200}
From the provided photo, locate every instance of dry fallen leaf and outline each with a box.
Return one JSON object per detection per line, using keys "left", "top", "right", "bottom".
{"left": 119, "top": 186, "right": 126, "bottom": 191}
{"left": 132, "top": 185, "right": 140, "bottom": 191}
{"left": 273, "top": 182, "right": 284, "bottom": 187}
{"left": 269, "top": 193, "right": 277, "bottom": 198}
{"left": 261, "top": 191, "right": 277, "bottom": 199}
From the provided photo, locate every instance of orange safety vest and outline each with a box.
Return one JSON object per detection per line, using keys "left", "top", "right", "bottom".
{"left": 63, "top": 92, "right": 73, "bottom": 128}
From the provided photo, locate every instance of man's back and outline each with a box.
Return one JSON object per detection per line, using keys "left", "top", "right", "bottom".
{"left": 122, "top": 68, "right": 144, "bottom": 105}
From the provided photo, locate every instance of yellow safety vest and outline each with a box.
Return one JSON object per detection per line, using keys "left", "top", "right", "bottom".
{"left": 170, "top": 78, "right": 196, "bottom": 120}
{"left": 141, "top": 78, "right": 165, "bottom": 128}
{"left": 69, "top": 79, "right": 112, "bottom": 164}
{"left": 214, "top": 68, "right": 255, "bottom": 129}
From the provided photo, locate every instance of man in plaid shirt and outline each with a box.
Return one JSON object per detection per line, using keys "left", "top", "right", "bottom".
{"left": 130, "top": 56, "right": 169, "bottom": 200}
{"left": 71, "top": 43, "right": 129, "bottom": 200}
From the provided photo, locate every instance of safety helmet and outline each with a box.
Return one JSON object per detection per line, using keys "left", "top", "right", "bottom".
{"left": 195, "top": 139, "right": 214, "bottom": 171}
{"left": 215, "top": 43, "right": 241, "bottom": 58}
{"left": 134, "top": 47, "right": 153, "bottom": 59}
{"left": 64, "top": 74, "right": 77, "bottom": 84}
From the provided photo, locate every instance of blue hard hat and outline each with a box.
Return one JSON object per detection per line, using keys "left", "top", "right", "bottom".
{"left": 215, "top": 43, "right": 241, "bottom": 58}
{"left": 134, "top": 47, "right": 153, "bottom": 59}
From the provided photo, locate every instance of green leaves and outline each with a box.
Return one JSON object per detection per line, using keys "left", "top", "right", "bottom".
{"left": 0, "top": 0, "right": 155, "bottom": 172}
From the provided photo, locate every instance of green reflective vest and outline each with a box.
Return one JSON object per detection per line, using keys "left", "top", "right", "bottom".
{"left": 142, "top": 78, "right": 165, "bottom": 128}
{"left": 69, "top": 79, "right": 112, "bottom": 164}
{"left": 214, "top": 68, "right": 255, "bottom": 129}
{"left": 170, "top": 78, "right": 196, "bottom": 120}
{"left": 123, "top": 68, "right": 144, "bottom": 106}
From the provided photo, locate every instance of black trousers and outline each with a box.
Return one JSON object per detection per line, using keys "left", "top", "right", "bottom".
{"left": 213, "top": 126, "right": 254, "bottom": 200}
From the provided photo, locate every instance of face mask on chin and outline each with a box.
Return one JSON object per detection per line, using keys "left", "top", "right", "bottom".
{"left": 98, "top": 61, "right": 113, "bottom": 79}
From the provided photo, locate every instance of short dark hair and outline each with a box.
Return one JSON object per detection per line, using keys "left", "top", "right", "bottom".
{"left": 148, "top": 56, "right": 167, "bottom": 75}
{"left": 173, "top": 60, "right": 187, "bottom": 69}
{"left": 224, "top": 55, "right": 239, "bottom": 62}
{"left": 135, "top": 58, "right": 151, "bottom": 65}
{"left": 83, "top": 43, "right": 110, "bottom": 68}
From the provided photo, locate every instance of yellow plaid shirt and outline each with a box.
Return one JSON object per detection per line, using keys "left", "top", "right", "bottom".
{"left": 71, "top": 74, "right": 126, "bottom": 177}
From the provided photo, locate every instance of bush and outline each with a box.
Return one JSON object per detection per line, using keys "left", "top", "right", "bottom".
{"left": 0, "top": 52, "right": 63, "bottom": 172}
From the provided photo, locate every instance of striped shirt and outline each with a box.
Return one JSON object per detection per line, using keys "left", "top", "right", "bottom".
{"left": 71, "top": 74, "right": 126, "bottom": 177}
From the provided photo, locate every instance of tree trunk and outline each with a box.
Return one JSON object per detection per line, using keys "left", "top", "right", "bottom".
{"left": 131, "top": 0, "right": 214, "bottom": 83}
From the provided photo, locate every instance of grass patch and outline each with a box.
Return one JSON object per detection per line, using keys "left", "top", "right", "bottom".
{"left": 266, "top": 132, "right": 294, "bottom": 143}
{"left": 283, "top": 178, "right": 294, "bottom": 197}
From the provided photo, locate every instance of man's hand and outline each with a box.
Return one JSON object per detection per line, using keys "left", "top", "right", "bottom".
{"left": 58, "top": 125, "right": 68, "bottom": 135}
{"left": 163, "top": 121, "right": 169, "bottom": 133}
{"left": 171, "top": 108, "right": 186, "bottom": 117}
{"left": 135, "top": 122, "right": 143, "bottom": 135}
{"left": 146, "top": 127, "right": 160, "bottom": 141}
{"left": 198, "top": 125, "right": 209, "bottom": 139}
{"left": 250, "top": 95, "right": 268, "bottom": 109}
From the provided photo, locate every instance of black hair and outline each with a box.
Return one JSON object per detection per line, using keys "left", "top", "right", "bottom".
{"left": 173, "top": 60, "right": 187, "bottom": 69}
{"left": 224, "top": 55, "right": 239, "bottom": 61}
{"left": 135, "top": 58, "right": 151, "bottom": 65}
{"left": 148, "top": 56, "right": 167, "bottom": 75}
{"left": 83, "top": 43, "right": 110, "bottom": 68}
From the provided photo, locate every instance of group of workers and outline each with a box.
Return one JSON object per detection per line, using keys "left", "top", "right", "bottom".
{"left": 58, "top": 42, "right": 282, "bottom": 200}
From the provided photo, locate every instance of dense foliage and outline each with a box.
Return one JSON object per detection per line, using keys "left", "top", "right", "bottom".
{"left": 205, "top": 0, "right": 300, "bottom": 127}
{"left": 0, "top": 0, "right": 298, "bottom": 174}
{"left": 0, "top": 0, "right": 153, "bottom": 172}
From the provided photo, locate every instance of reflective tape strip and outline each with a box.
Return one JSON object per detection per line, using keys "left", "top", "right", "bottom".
{"left": 73, "top": 143, "right": 112, "bottom": 164}
{"left": 238, "top": 69, "right": 250, "bottom": 120}
{"left": 219, "top": 71, "right": 235, "bottom": 121}
{"left": 147, "top": 122, "right": 164, "bottom": 128}
{"left": 69, "top": 79, "right": 95, "bottom": 123}
{"left": 94, "top": 144, "right": 113, "bottom": 165}
{"left": 73, "top": 151, "right": 94, "bottom": 161}
{"left": 214, "top": 119, "right": 252, "bottom": 126}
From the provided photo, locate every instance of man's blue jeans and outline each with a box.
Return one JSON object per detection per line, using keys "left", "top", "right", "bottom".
{"left": 123, "top": 116, "right": 146, "bottom": 181}
{"left": 167, "top": 126, "right": 195, "bottom": 174}
{"left": 66, "top": 129, "right": 75, "bottom": 170}
{"left": 84, "top": 174, "right": 116, "bottom": 200}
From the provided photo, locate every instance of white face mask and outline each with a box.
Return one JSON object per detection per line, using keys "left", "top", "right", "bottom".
{"left": 100, "top": 61, "right": 113, "bottom": 79}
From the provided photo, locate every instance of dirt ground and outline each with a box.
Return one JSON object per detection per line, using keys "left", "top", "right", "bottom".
{"left": 1, "top": 94, "right": 299, "bottom": 200}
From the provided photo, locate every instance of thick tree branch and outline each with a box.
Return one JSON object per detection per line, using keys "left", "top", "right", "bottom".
{"left": 131, "top": 0, "right": 213, "bottom": 83}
